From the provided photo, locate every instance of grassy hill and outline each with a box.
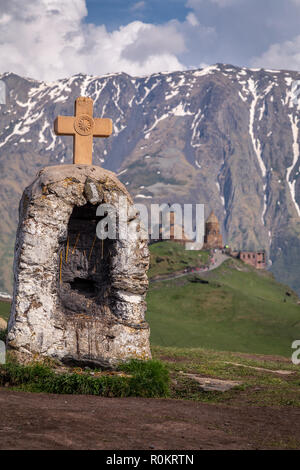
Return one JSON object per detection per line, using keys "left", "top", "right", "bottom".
{"left": 147, "top": 242, "right": 300, "bottom": 357}
{"left": 148, "top": 241, "right": 210, "bottom": 279}
{"left": 1, "top": 241, "right": 300, "bottom": 358}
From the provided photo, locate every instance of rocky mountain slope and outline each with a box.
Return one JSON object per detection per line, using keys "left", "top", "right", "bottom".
{"left": 0, "top": 64, "right": 300, "bottom": 294}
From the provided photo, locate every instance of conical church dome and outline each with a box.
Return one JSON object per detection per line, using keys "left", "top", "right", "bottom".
{"left": 206, "top": 211, "right": 219, "bottom": 224}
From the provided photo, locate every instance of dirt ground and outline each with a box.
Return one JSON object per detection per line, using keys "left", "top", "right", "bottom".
{"left": 1, "top": 388, "right": 300, "bottom": 450}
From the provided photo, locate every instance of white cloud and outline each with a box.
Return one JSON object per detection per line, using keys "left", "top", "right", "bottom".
{"left": 0, "top": 14, "right": 11, "bottom": 25}
{"left": 251, "top": 35, "right": 300, "bottom": 72}
{"left": 186, "top": 12, "right": 199, "bottom": 27}
{"left": 210, "top": 0, "right": 241, "bottom": 6}
{"left": 187, "top": 0, "right": 242, "bottom": 8}
{"left": 0, "top": 0, "right": 186, "bottom": 81}
{"left": 122, "top": 22, "right": 186, "bottom": 64}
{"left": 131, "top": 1, "right": 146, "bottom": 11}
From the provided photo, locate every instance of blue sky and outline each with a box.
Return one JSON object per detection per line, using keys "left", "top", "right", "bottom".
{"left": 86, "top": 0, "right": 189, "bottom": 29}
{"left": 0, "top": 0, "right": 300, "bottom": 80}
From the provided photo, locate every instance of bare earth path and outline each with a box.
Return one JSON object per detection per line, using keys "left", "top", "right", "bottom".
{"left": 1, "top": 389, "right": 300, "bottom": 450}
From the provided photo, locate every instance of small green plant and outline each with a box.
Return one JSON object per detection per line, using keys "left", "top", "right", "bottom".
{"left": 120, "top": 359, "right": 170, "bottom": 397}
{"left": 0, "top": 359, "right": 170, "bottom": 398}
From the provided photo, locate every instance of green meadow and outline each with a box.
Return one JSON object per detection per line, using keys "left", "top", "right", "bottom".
{"left": 147, "top": 244, "right": 300, "bottom": 357}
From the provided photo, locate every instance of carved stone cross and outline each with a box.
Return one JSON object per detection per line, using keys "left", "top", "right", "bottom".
{"left": 54, "top": 96, "right": 112, "bottom": 165}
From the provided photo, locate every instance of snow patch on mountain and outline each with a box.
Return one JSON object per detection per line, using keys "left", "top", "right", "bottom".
{"left": 287, "top": 114, "right": 300, "bottom": 217}
{"left": 248, "top": 78, "right": 266, "bottom": 178}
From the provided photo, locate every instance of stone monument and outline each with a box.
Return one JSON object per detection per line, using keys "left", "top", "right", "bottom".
{"left": 7, "top": 97, "right": 151, "bottom": 368}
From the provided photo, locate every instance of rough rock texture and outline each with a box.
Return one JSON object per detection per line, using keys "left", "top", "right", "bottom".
{"left": 7, "top": 164, "right": 151, "bottom": 367}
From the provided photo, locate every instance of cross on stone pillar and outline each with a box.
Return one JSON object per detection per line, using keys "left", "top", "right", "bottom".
{"left": 54, "top": 96, "right": 112, "bottom": 165}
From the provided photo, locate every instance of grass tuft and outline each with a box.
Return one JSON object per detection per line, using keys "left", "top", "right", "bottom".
{"left": 119, "top": 359, "right": 170, "bottom": 397}
{"left": 0, "top": 359, "right": 169, "bottom": 398}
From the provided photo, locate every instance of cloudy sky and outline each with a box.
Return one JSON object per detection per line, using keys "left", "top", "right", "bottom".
{"left": 0, "top": 0, "right": 300, "bottom": 81}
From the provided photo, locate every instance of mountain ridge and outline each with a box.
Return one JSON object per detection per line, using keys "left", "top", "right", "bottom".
{"left": 0, "top": 63, "right": 300, "bottom": 294}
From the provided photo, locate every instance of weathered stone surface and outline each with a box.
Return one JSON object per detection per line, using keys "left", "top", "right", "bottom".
{"left": 7, "top": 165, "right": 151, "bottom": 368}
{"left": 181, "top": 373, "right": 242, "bottom": 392}
{"left": 0, "top": 318, "right": 7, "bottom": 330}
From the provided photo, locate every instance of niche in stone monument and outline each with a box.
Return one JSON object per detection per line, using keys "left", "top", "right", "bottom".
{"left": 58, "top": 202, "right": 112, "bottom": 317}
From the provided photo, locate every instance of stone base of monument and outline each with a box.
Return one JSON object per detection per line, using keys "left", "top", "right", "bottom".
{"left": 7, "top": 165, "right": 151, "bottom": 368}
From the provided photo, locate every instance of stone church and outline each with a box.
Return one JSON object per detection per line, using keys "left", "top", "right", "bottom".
{"left": 203, "top": 211, "right": 223, "bottom": 249}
